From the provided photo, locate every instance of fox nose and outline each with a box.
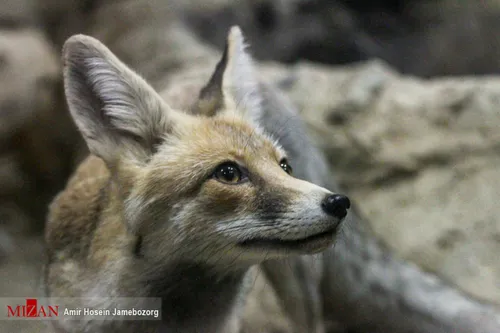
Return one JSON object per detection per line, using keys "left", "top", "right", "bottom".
{"left": 322, "top": 194, "right": 351, "bottom": 219}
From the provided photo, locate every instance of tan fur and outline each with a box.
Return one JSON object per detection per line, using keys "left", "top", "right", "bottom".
{"left": 46, "top": 155, "right": 110, "bottom": 260}
{"left": 44, "top": 26, "right": 349, "bottom": 333}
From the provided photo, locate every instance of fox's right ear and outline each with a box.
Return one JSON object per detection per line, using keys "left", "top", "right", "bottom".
{"left": 194, "top": 26, "right": 262, "bottom": 123}
{"left": 63, "top": 35, "right": 181, "bottom": 166}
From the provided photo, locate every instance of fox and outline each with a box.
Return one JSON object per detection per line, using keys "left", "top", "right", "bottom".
{"left": 43, "top": 26, "right": 351, "bottom": 333}
{"left": 44, "top": 24, "right": 500, "bottom": 333}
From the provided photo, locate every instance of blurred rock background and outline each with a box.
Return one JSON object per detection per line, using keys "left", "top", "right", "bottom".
{"left": 1, "top": 0, "right": 500, "bottom": 332}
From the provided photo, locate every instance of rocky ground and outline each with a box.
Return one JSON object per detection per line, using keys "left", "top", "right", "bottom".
{"left": 1, "top": 1, "right": 500, "bottom": 332}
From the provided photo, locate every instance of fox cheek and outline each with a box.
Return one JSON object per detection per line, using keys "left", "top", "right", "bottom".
{"left": 198, "top": 184, "right": 250, "bottom": 219}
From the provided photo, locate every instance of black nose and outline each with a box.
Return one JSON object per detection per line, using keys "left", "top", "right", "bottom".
{"left": 322, "top": 194, "right": 351, "bottom": 219}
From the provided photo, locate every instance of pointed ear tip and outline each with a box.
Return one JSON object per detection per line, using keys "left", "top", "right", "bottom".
{"left": 62, "top": 34, "right": 105, "bottom": 60}
{"left": 63, "top": 34, "right": 95, "bottom": 50}
{"left": 229, "top": 25, "right": 242, "bottom": 35}
{"left": 228, "top": 25, "right": 245, "bottom": 43}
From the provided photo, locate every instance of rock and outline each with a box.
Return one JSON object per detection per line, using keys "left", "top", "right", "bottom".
{"left": 270, "top": 59, "right": 500, "bottom": 305}
{"left": 0, "top": 0, "right": 37, "bottom": 27}
{"left": 0, "top": 29, "right": 59, "bottom": 140}
{"left": 0, "top": 28, "right": 82, "bottom": 234}
{"left": 37, "top": 0, "right": 220, "bottom": 89}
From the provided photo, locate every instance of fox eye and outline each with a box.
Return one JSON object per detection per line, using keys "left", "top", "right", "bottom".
{"left": 280, "top": 159, "right": 293, "bottom": 175}
{"left": 213, "top": 162, "right": 245, "bottom": 184}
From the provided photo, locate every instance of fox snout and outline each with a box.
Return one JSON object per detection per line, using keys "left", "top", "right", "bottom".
{"left": 225, "top": 174, "right": 351, "bottom": 257}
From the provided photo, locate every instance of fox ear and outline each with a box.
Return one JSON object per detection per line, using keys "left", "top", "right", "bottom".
{"left": 63, "top": 35, "right": 178, "bottom": 166}
{"left": 195, "top": 26, "right": 261, "bottom": 122}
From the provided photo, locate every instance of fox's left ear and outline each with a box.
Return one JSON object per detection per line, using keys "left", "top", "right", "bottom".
{"left": 62, "top": 34, "right": 185, "bottom": 168}
{"left": 195, "top": 26, "right": 261, "bottom": 122}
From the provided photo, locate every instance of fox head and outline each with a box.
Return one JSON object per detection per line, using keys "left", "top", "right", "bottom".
{"left": 62, "top": 26, "right": 350, "bottom": 269}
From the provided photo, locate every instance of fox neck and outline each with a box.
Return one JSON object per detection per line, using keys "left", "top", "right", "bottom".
{"left": 139, "top": 261, "right": 249, "bottom": 332}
